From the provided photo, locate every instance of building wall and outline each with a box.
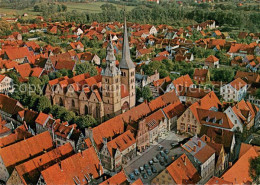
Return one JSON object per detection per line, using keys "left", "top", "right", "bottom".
{"left": 220, "top": 84, "right": 247, "bottom": 102}
{"left": 224, "top": 106, "right": 243, "bottom": 132}
{"left": 200, "top": 153, "right": 215, "bottom": 183}
{"left": 6, "top": 169, "right": 23, "bottom": 185}
{"left": 136, "top": 120, "right": 149, "bottom": 152}
{"left": 102, "top": 74, "right": 122, "bottom": 116}
{"left": 177, "top": 108, "right": 200, "bottom": 135}
{"left": 121, "top": 68, "right": 136, "bottom": 108}
{"left": 0, "top": 156, "right": 10, "bottom": 182}
{"left": 0, "top": 77, "right": 14, "bottom": 94}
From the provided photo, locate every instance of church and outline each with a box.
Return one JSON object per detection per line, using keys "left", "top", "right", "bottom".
{"left": 45, "top": 20, "right": 136, "bottom": 120}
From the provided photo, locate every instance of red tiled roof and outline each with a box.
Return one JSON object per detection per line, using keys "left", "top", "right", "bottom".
{"left": 41, "top": 147, "right": 103, "bottom": 185}
{"left": 107, "top": 130, "right": 136, "bottom": 155}
{"left": 153, "top": 76, "right": 171, "bottom": 87}
{"left": 0, "top": 131, "right": 53, "bottom": 169}
{"left": 99, "top": 171, "right": 127, "bottom": 185}
{"left": 205, "top": 55, "right": 219, "bottom": 63}
{"left": 0, "top": 126, "right": 32, "bottom": 148}
{"left": 229, "top": 78, "right": 247, "bottom": 90}
{"left": 189, "top": 91, "right": 221, "bottom": 122}
{"left": 167, "top": 154, "right": 200, "bottom": 184}
{"left": 222, "top": 146, "right": 258, "bottom": 184}
{"left": 14, "top": 63, "right": 32, "bottom": 78}
{"left": 4, "top": 47, "right": 34, "bottom": 61}
{"left": 15, "top": 143, "right": 74, "bottom": 184}
{"left": 206, "top": 176, "right": 232, "bottom": 185}
{"left": 131, "top": 178, "right": 144, "bottom": 185}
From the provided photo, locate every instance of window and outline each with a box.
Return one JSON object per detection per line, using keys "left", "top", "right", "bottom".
{"left": 72, "top": 99, "right": 75, "bottom": 107}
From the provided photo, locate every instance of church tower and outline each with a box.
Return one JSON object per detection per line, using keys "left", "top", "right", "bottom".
{"left": 119, "top": 19, "right": 136, "bottom": 108}
{"left": 101, "top": 35, "right": 121, "bottom": 116}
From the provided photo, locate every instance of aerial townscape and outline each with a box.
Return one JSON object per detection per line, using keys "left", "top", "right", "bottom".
{"left": 0, "top": 0, "right": 260, "bottom": 184}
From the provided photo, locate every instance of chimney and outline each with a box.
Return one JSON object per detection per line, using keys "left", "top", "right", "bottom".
{"left": 193, "top": 145, "right": 196, "bottom": 152}
{"left": 198, "top": 140, "right": 201, "bottom": 148}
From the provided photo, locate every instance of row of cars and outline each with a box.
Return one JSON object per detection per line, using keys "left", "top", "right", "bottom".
{"left": 129, "top": 147, "right": 170, "bottom": 180}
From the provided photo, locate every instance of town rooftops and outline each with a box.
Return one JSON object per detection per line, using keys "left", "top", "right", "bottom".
{"left": 182, "top": 136, "right": 215, "bottom": 163}
{"left": 0, "top": 126, "right": 32, "bottom": 148}
{"left": 221, "top": 145, "right": 259, "bottom": 184}
{"left": 193, "top": 68, "right": 208, "bottom": 78}
{"left": 206, "top": 176, "right": 232, "bottom": 185}
{"left": 172, "top": 74, "right": 194, "bottom": 89}
{"left": 189, "top": 91, "right": 221, "bottom": 122}
{"left": 200, "top": 125, "right": 234, "bottom": 153}
{"left": 232, "top": 100, "right": 259, "bottom": 124}
{"left": 41, "top": 147, "right": 103, "bottom": 185}
{"left": 0, "top": 131, "right": 53, "bottom": 170}
{"left": 205, "top": 55, "right": 219, "bottom": 63}
{"left": 99, "top": 171, "right": 127, "bottom": 185}
{"left": 14, "top": 143, "right": 74, "bottom": 185}
{"left": 228, "top": 78, "right": 247, "bottom": 90}
{"left": 234, "top": 71, "right": 260, "bottom": 84}
{"left": 0, "top": 94, "right": 24, "bottom": 115}
{"left": 197, "top": 109, "right": 234, "bottom": 129}
{"left": 166, "top": 153, "right": 200, "bottom": 184}
{"left": 107, "top": 130, "right": 136, "bottom": 155}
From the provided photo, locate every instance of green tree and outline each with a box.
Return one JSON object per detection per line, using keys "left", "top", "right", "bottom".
{"left": 75, "top": 62, "right": 98, "bottom": 76}
{"left": 249, "top": 156, "right": 260, "bottom": 184}
{"left": 210, "top": 68, "right": 234, "bottom": 82}
{"left": 254, "top": 89, "right": 260, "bottom": 99}
{"left": 142, "top": 86, "right": 153, "bottom": 101}
{"left": 75, "top": 115, "right": 97, "bottom": 129}
{"left": 36, "top": 96, "right": 51, "bottom": 113}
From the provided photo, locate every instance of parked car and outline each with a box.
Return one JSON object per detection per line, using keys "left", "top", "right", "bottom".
{"left": 156, "top": 153, "right": 160, "bottom": 159}
{"left": 144, "top": 164, "right": 149, "bottom": 170}
{"left": 129, "top": 173, "right": 135, "bottom": 180}
{"left": 151, "top": 165, "right": 157, "bottom": 173}
{"left": 158, "top": 145, "right": 164, "bottom": 151}
{"left": 149, "top": 160, "right": 153, "bottom": 165}
{"left": 160, "top": 151, "right": 166, "bottom": 157}
{"left": 164, "top": 149, "right": 169, "bottom": 154}
{"left": 134, "top": 169, "right": 140, "bottom": 176}
{"left": 153, "top": 157, "right": 159, "bottom": 163}
{"left": 171, "top": 142, "right": 178, "bottom": 148}
{"left": 139, "top": 166, "right": 144, "bottom": 172}
{"left": 142, "top": 173, "right": 148, "bottom": 179}
{"left": 160, "top": 160, "right": 165, "bottom": 166}
{"left": 164, "top": 155, "right": 169, "bottom": 163}
{"left": 147, "top": 169, "right": 152, "bottom": 176}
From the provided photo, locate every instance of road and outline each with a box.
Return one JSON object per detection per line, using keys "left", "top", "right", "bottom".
{"left": 124, "top": 131, "right": 187, "bottom": 184}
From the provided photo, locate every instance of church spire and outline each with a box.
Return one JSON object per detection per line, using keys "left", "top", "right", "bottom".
{"left": 106, "top": 34, "right": 116, "bottom": 64}
{"left": 102, "top": 35, "right": 120, "bottom": 77}
{"left": 119, "top": 18, "right": 135, "bottom": 69}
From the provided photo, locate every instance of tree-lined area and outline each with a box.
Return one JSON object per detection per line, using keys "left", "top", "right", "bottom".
{"left": 0, "top": 0, "right": 259, "bottom": 32}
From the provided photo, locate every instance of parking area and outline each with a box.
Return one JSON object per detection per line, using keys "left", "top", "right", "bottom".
{"left": 124, "top": 131, "right": 187, "bottom": 184}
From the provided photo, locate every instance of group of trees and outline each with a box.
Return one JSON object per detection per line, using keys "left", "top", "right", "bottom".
{"left": 141, "top": 60, "right": 198, "bottom": 79}
{"left": 39, "top": 1, "right": 260, "bottom": 32}
{"left": 34, "top": 3, "right": 67, "bottom": 15}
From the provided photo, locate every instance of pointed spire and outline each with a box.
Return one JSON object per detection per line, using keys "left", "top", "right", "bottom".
{"left": 119, "top": 18, "right": 135, "bottom": 69}
{"left": 102, "top": 35, "right": 120, "bottom": 77}
{"left": 106, "top": 34, "right": 116, "bottom": 63}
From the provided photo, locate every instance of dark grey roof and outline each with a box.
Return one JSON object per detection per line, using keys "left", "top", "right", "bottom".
{"left": 119, "top": 19, "right": 135, "bottom": 69}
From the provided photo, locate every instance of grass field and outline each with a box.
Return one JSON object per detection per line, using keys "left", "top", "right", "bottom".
{"left": 64, "top": 2, "right": 135, "bottom": 13}
{"left": 0, "top": 7, "right": 40, "bottom": 18}
{"left": 0, "top": 2, "right": 135, "bottom": 18}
